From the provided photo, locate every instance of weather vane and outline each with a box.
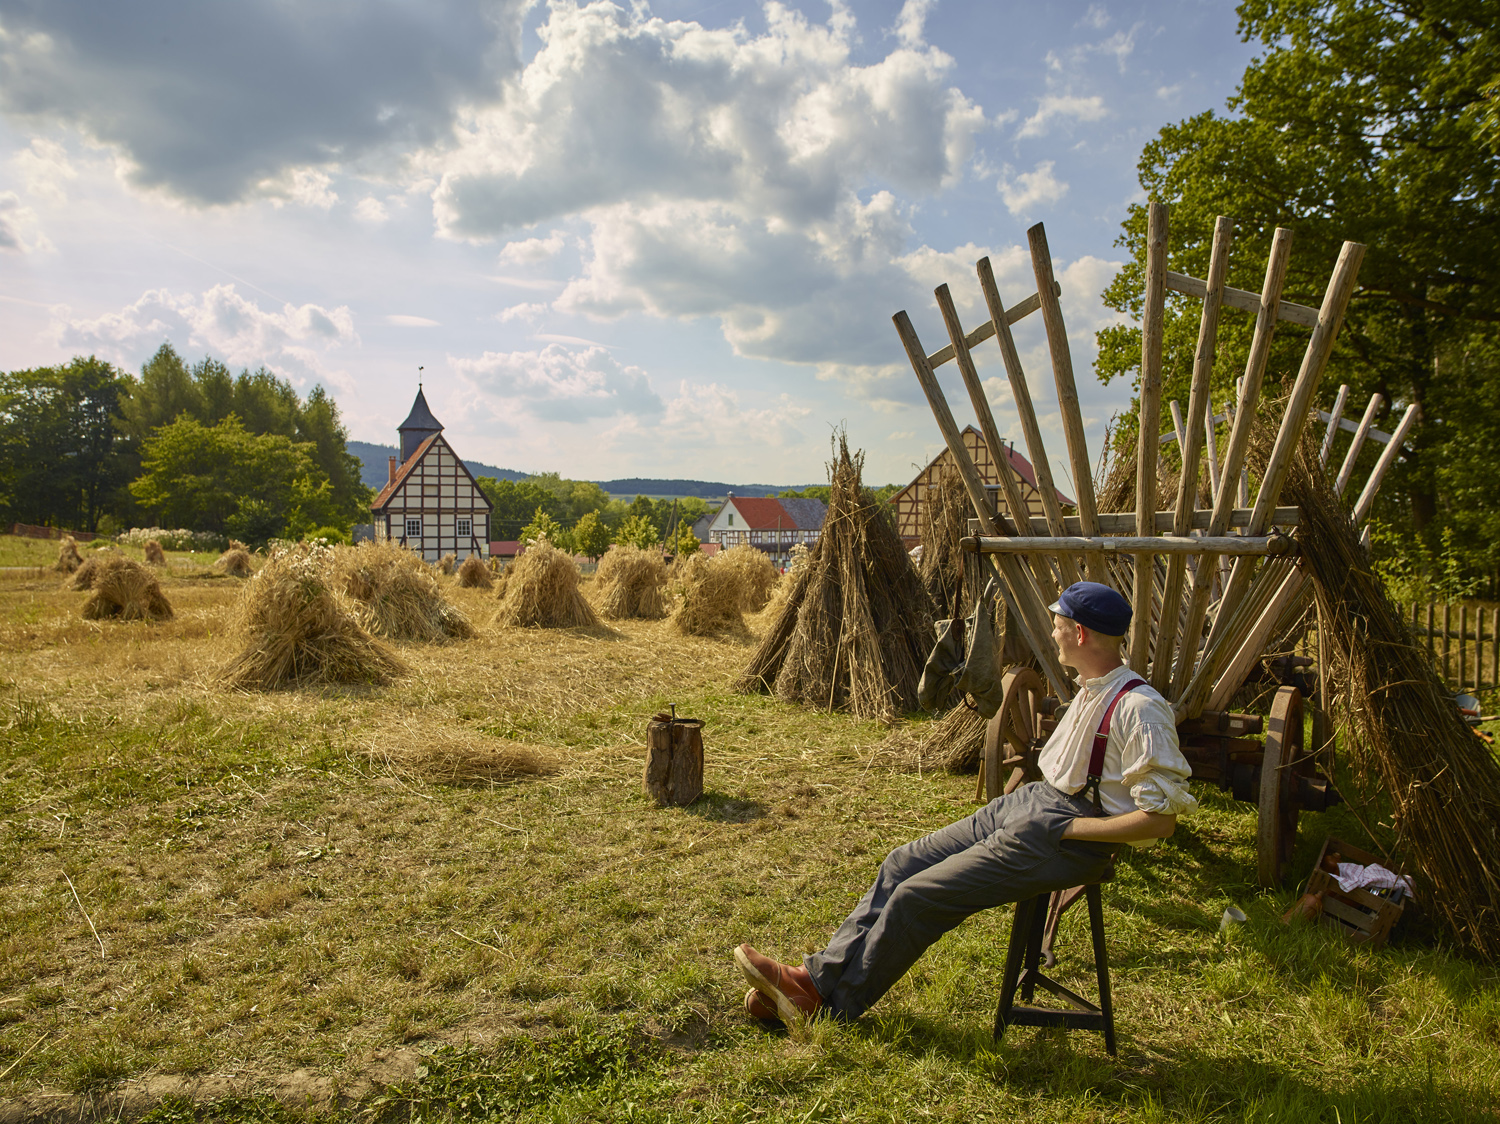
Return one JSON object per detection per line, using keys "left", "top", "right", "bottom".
{"left": 418, "top": 364, "right": 424, "bottom": 389}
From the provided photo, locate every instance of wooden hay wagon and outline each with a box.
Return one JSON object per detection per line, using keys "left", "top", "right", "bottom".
{"left": 893, "top": 206, "right": 1417, "bottom": 888}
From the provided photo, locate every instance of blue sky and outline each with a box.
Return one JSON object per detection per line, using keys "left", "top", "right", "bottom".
{"left": 0, "top": 0, "right": 1256, "bottom": 487}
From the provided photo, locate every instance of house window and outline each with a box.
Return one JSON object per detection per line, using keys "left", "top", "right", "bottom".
{"left": 728, "top": 513, "right": 734, "bottom": 526}
{"left": 405, "top": 517, "right": 422, "bottom": 538}
{"left": 457, "top": 518, "right": 471, "bottom": 537}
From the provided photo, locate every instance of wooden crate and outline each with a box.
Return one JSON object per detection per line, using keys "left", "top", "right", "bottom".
{"left": 1305, "top": 835, "right": 1407, "bottom": 948}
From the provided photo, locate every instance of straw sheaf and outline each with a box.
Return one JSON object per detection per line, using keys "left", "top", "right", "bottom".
{"left": 495, "top": 538, "right": 600, "bottom": 629}
{"left": 737, "top": 435, "right": 936, "bottom": 721}
{"left": 596, "top": 544, "right": 668, "bottom": 620}
{"left": 215, "top": 548, "right": 255, "bottom": 578}
{"left": 456, "top": 553, "right": 494, "bottom": 589}
{"left": 79, "top": 555, "right": 175, "bottom": 622}
{"left": 670, "top": 553, "right": 746, "bottom": 637}
{"left": 53, "top": 535, "right": 84, "bottom": 574}
{"left": 69, "top": 549, "right": 122, "bottom": 590}
{"left": 222, "top": 544, "right": 407, "bottom": 689}
{"left": 716, "top": 544, "right": 779, "bottom": 612}
{"left": 1287, "top": 436, "right": 1500, "bottom": 962}
{"left": 333, "top": 540, "right": 476, "bottom": 643}
{"left": 437, "top": 553, "right": 457, "bottom": 576}
{"left": 363, "top": 726, "right": 560, "bottom": 787}
{"left": 143, "top": 539, "right": 168, "bottom": 566}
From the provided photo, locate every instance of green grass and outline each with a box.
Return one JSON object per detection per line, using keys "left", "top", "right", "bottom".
{"left": 0, "top": 532, "right": 221, "bottom": 571}
{"left": 0, "top": 565, "right": 1497, "bottom": 1123}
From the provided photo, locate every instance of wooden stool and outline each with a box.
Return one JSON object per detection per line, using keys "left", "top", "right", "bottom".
{"left": 994, "top": 880, "right": 1116, "bottom": 1055}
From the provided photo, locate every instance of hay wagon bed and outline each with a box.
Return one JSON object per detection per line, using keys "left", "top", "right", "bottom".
{"left": 892, "top": 208, "right": 1415, "bottom": 888}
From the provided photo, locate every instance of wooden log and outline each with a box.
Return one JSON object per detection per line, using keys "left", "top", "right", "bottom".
{"left": 976, "top": 257, "right": 1082, "bottom": 587}
{"left": 1320, "top": 384, "right": 1350, "bottom": 466}
{"left": 1204, "top": 566, "right": 1307, "bottom": 714}
{"left": 1132, "top": 201, "right": 1168, "bottom": 674}
{"left": 1155, "top": 215, "right": 1233, "bottom": 694}
{"left": 894, "top": 309, "right": 1073, "bottom": 699}
{"left": 925, "top": 283, "right": 1057, "bottom": 369}
{"left": 1168, "top": 400, "right": 1186, "bottom": 449}
{"left": 1443, "top": 602, "right": 1452, "bottom": 685}
{"left": 1351, "top": 403, "right": 1420, "bottom": 524}
{"left": 1460, "top": 602, "right": 1469, "bottom": 690}
{"left": 1334, "top": 392, "right": 1383, "bottom": 497}
{"left": 965, "top": 534, "right": 1292, "bottom": 556}
{"left": 1171, "top": 227, "right": 1293, "bottom": 697}
{"left": 1491, "top": 606, "right": 1499, "bottom": 692}
{"left": 1204, "top": 394, "right": 1223, "bottom": 505}
{"left": 1427, "top": 601, "right": 1435, "bottom": 659}
{"left": 644, "top": 713, "right": 704, "bottom": 806}
{"left": 1165, "top": 270, "right": 1321, "bottom": 328}
{"left": 1028, "top": 223, "right": 1103, "bottom": 574}
{"left": 979, "top": 506, "right": 1300, "bottom": 536}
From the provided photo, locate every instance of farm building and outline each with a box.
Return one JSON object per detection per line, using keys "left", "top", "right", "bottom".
{"left": 890, "top": 425, "right": 1074, "bottom": 548}
{"left": 370, "top": 388, "right": 493, "bottom": 561}
{"left": 705, "top": 496, "right": 827, "bottom": 569}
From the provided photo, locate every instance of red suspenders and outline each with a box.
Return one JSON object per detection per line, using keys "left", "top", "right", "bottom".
{"left": 1081, "top": 676, "right": 1147, "bottom": 812}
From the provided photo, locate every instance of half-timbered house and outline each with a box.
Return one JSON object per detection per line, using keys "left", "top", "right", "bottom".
{"left": 370, "top": 389, "right": 493, "bottom": 561}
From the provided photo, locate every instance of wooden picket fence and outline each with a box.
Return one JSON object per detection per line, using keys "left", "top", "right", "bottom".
{"left": 1409, "top": 602, "right": 1500, "bottom": 695}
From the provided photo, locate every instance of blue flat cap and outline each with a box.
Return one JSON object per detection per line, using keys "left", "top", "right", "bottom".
{"left": 1049, "top": 581, "right": 1131, "bottom": 636}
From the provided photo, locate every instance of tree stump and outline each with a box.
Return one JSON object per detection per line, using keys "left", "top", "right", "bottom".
{"left": 644, "top": 712, "right": 704, "bottom": 806}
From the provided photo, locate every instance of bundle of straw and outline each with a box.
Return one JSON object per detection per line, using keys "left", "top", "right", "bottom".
{"left": 216, "top": 548, "right": 254, "bottom": 577}
{"left": 717, "top": 544, "right": 779, "bottom": 612}
{"left": 437, "top": 552, "right": 457, "bottom": 576}
{"left": 918, "top": 464, "right": 977, "bottom": 622}
{"left": 222, "top": 544, "right": 406, "bottom": 689}
{"left": 877, "top": 705, "right": 988, "bottom": 774}
{"left": 495, "top": 538, "right": 599, "bottom": 629}
{"left": 80, "top": 556, "right": 174, "bottom": 622}
{"left": 455, "top": 554, "right": 494, "bottom": 589}
{"left": 737, "top": 435, "right": 935, "bottom": 721}
{"left": 596, "top": 544, "right": 667, "bottom": 620}
{"left": 1289, "top": 439, "right": 1500, "bottom": 961}
{"left": 670, "top": 552, "right": 746, "bottom": 636}
{"left": 364, "top": 727, "right": 559, "bottom": 787}
{"left": 143, "top": 539, "right": 167, "bottom": 566}
{"left": 333, "top": 540, "right": 476, "bottom": 643}
{"left": 69, "top": 549, "right": 122, "bottom": 590}
{"left": 52, "top": 535, "right": 84, "bottom": 574}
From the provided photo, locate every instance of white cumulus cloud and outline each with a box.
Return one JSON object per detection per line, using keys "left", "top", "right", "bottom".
{"left": 498, "top": 232, "right": 567, "bottom": 264}
{"left": 451, "top": 343, "right": 662, "bottom": 422}
{"left": 0, "top": 191, "right": 52, "bottom": 253}
{"left": 1017, "top": 94, "right": 1107, "bottom": 139}
{"left": 999, "top": 161, "right": 1068, "bottom": 216}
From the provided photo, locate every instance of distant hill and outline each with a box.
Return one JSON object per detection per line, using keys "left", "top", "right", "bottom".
{"left": 349, "top": 442, "right": 817, "bottom": 498}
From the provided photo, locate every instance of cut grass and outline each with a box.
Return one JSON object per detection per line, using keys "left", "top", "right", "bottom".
{"left": 0, "top": 560, "right": 1497, "bottom": 1123}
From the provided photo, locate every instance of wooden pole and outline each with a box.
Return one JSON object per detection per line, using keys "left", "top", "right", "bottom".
{"left": 1351, "top": 403, "right": 1420, "bottom": 524}
{"left": 1491, "top": 606, "right": 1499, "bottom": 692}
{"left": 1131, "top": 202, "right": 1168, "bottom": 673}
{"left": 975, "top": 257, "right": 1082, "bottom": 587}
{"left": 1320, "top": 384, "right": 1350, "bottom": 466}
{"left": 1334, "top": 392, "right": 1384, "bottom": 497}
{"left": 1203, "top": 393, "right": 1223, "bottom": 505}
{"left": 1427, "top": 601, "right": 1436, "bottom": 660}
{"left": 1154, "top": 215, "right": 1233, "bottom": 695}
{"left": 1460, "top": 602, "right": 1469, "bottom": 690}
{"left": 1168, "top": 401, "right": 1186, "bottom": 448}
{"left": 1028, "top": 223, "right": 1103, "bottom": 572}
{"left": 967, "top": 534, "right": 1292, "bottom": 556}
{"left": 1443, "top": 601, "right": 1452, "bottom": 685}
{"left": 894, "top": 310, "right": 1073, "bottom": 699}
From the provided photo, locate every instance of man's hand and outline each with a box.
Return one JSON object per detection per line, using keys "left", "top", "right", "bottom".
{"left": 1062, "top": 809, "right": 1176, "bottom": 843}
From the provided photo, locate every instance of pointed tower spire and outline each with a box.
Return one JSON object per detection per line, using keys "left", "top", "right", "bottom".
{"left": 397, "top": 386, "right": 443, "bottom": 462}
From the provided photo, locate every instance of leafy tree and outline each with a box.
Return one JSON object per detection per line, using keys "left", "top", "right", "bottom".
{"left": 668, "top": 518, "right": 702, "bottom": 558}
{"left": 520, "top": 506, "right": 566, "bottom": 547}
{"left": 614, "top": 513, "right": 659, "bottom": 550}
{"left": 478, "top": 478, "right": 566, "bottom": 539}
{"left": 130, "top": 414, "right": 338, "bottom": 545}
{"left": 0, "top": 357, "right": 130, "bottom": 531}
{"left": 571, "top": 510, "right": 612, "bottom": 561}
{"left": 1098, "top": 0, "right": 1500, "bottom": 582}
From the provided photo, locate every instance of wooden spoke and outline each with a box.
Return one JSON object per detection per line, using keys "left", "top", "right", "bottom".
{"left": 983, "top": 667, "right": 1046, "bottom": 801}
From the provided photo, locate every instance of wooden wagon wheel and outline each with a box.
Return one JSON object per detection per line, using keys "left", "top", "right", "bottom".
{"left": 981, "top": 667, "right": 1046, "bottom": 802}
{"left": 1257, "top": 685, "right": 1311, "bottom": 888}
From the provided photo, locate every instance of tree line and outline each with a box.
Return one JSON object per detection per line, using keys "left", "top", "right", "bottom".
{"left": 1098, "top": 0, "right": 1499, "bottom": 593}
{"left": 0, "top": 342, "right": 370, "bottom": 545}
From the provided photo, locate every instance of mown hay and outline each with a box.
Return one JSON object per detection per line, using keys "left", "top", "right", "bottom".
{"left": 1288, "top": 437, "right": 1500, "bottom": 962}
{"left": 69, "top": 549, "right": 122, "bottom": 590}
{"left": 333, "top": 540, "right": 476, "bottom": 643}
{"left": 456, "top": 553, "right": 494, "bottom": 589}
{"left": 495, "top": 538, "right": 599, "bottom": 629}
{"left": 670, "top": 552, "right": 745, "bottom": 636}
{"left": 718, "top": 544, "right": 779, "bottom": 612}
{"left": 53, "top": 536, "right": 83, "bottom": 574}
{"left": 229, "top": 539, "right": 248, "bottom": 551}
{"left": 877, "top": 704, "right": 988, "bottom": 774}
{"left": 222, "top": 544, "right": 406, "bottom": 689}
{"left": 143, "top": 539, "right": 167, "bottom": 566}
{"left": 79, "top": 556, "right": 174, "bottom": 622}
{"left": 596, "top": 545, "right": 668, "bottom": 620}
{"left": 364, "top": 727, "right": 559, "bottom": 787}
{"left": 437, "top": 553, "right": 457, "bottom": 576}
{"left": 216, "top": 548, "right": 254, "bottom": 577}
{"left": 737, "top": 436, "right": 935, "bottom": 720}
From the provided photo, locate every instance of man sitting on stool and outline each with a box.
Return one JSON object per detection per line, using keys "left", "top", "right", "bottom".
{"left": 736, "top": 581, "right": 1198, "bottom": 1025}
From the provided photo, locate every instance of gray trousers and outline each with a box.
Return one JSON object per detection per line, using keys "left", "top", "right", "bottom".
{"left": 804, "top": 781, "right": 1115, "bottom": 1020}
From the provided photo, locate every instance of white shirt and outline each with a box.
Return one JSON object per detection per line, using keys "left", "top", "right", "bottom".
{"left": 1037, "top": 663, "right": 1198, "bottom": 823}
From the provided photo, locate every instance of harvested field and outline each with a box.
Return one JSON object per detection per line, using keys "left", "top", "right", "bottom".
{"left": 52, "top": 536, "right": 83, "bottom": 575}
{"left": 670, "top": 551, "right": 746, "bottom": 637}
{"left": 215, "top": 548, "right": 254, "bottom": 577}
{"left": 0, "top": 532, "right": 1496, "bottom": 1124}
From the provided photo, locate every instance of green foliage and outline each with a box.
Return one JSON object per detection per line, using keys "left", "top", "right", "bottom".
{"left": 1099, "top": 0, "right": 1500, "bottom": 586}
{"left": 1371, "top": 523, "right": 1481, "bottom": 606}
{"left": 304, "top": 525, "right": 349, "bottom": 546}
{"left": 780, "top": 485, "right": 831, "bottom": 504}
{"left": 571, "top": 510, "right": 613, "bottom": 561}
{"left": 613, "top": 513, "right": 659, "bottom": 549}
{"left": 668, "top": 518, "right": 702, "bottom": 557}
{"left": 129, "top": 415, "right": 340, "bottom": 548}
{"left": 520, "top": 506, "right": 566, "bottom": 548}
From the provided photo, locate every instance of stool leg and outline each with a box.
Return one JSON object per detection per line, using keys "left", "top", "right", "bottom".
{"left": 1086, "top": 883, "right": 1116, "bottom": 1056}
{"left": 1021, "top": 892, "right": 1047, "bottom": 1002}
{"left": 995, "top": 894, "right": 1038, "bottom": 1040}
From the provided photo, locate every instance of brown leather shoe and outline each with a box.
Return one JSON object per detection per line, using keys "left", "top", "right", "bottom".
{"left": 745, "top": 987, "right": 776, "bottom": 1020}
{"left": 734, "top": 944, "right": 822, "bottom": 1024}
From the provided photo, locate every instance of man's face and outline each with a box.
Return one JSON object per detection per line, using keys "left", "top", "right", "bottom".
{"left": 1052, "top": 613, "right": 1084, "bottom": 668}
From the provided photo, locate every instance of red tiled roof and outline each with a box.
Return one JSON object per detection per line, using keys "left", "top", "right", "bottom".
{"left": 370, "top": 433, "right": 439, "bottom": 510}
{"left": 725, "top": 497, "right": 794, "bottom": 530}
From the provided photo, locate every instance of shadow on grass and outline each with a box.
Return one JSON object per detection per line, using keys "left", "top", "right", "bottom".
{"left": 682, "top": 790, "right": 767, "bottom": 822}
